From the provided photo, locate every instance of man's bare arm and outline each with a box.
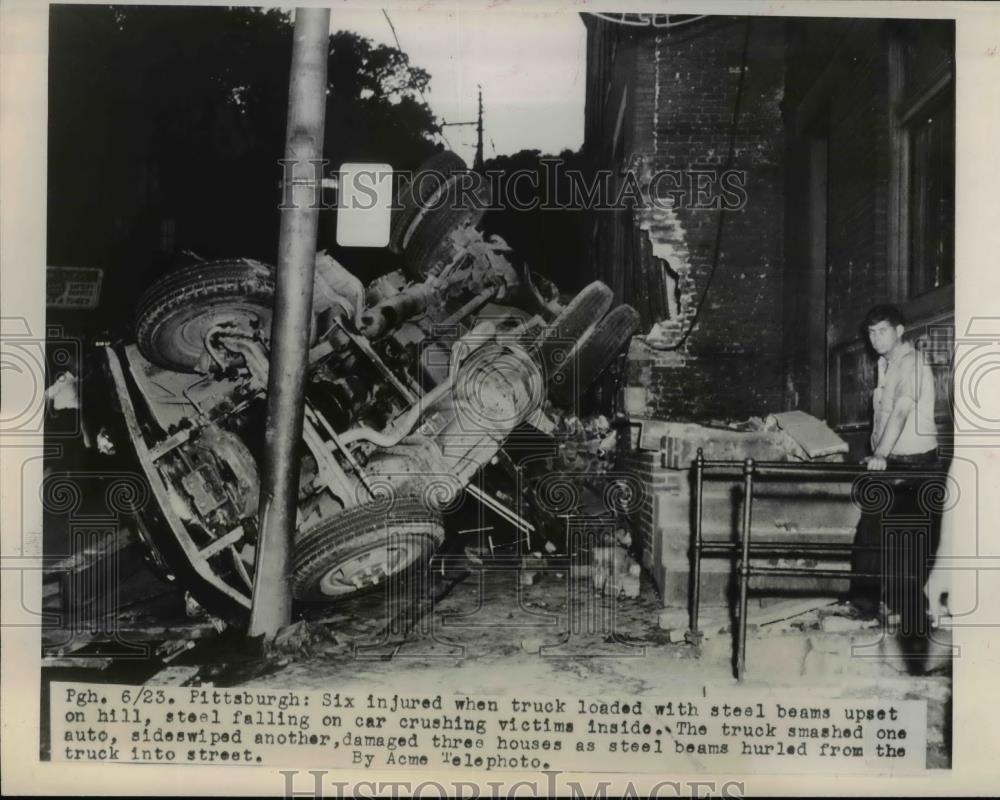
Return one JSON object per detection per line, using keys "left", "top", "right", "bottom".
{"left": 867, "top": 396, "right": 913, "bottom": 470}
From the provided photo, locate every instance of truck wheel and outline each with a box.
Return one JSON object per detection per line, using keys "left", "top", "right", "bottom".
{"left": 292, "top": 496, "right": 445, "bottom": 601}
{"left": 549, "top": 304, "right": 640, "bottom": 407}
{"left": 135, "top": 259, "right": 275, "bottom": 373}
{"left": 400, "top": 171, "right": 493, "bottom": 279}
{"left": 389, "top": 150, "right": 469, "bottom": 255}
{"left": 535, "top": 281, "right": 613, "bottom": 383}
{"left": 401, "top": 202, "right": 474, "bottom": 279}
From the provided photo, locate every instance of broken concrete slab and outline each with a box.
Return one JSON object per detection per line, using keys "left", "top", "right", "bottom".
{"left": 767, "top": 410, "right": 849, "bottom": 459}
{"left": 635, "top": 419, "right": 804, "bottom": 464}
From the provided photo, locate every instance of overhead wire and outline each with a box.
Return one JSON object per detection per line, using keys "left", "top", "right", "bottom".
{"left": 381, "top": 9, "right": 454, "bottom": 150}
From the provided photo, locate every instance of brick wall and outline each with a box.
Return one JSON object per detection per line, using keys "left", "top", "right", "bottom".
{"left": 617, "top": 445, "right": 662, "bottom": 559}
{"left": 584, "top": 15, "right": 788, "bottom": 422}
{"left": 584, "top": 14, "right": 953, "bottom": 432}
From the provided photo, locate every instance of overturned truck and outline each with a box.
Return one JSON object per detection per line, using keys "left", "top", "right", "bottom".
{"left": 91, "top": 152, "right": 640, "bottom": 621}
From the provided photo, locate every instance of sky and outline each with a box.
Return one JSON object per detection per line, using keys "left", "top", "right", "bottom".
{"left": 328, "top": 7, "right": 588, "bottom": 167}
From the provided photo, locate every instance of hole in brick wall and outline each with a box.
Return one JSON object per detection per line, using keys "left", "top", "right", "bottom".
{"left": 660, "top": 259, "right": 681, "bottom": 322}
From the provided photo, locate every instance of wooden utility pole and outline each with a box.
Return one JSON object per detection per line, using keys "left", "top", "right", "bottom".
{"left": 441, "top": 84, "right": 485, "bottom": 170}
{"left": 249, "top": 6, "right": 330, "bottom": 639}
{"left": 474, "top": 84, "right": 484, "bottom": 170}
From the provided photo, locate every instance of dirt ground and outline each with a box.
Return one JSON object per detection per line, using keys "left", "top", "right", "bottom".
{"left": 230, "top": 567, "right": 951, "bottom": 768}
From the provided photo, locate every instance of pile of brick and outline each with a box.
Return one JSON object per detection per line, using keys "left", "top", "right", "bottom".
{"left": 517, "top": 412, "right": 644, "bottom": 601}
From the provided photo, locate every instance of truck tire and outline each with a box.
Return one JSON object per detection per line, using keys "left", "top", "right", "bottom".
{"left": 292, "top": 496, "right": 445, "bottom": 601}
{"left": 549, "top": 303, "right": 640, "bottom": 407}
{"left": 401, "top": 173, "right": 492, "bottom": 278}
{"left": 401, "top": 202, "right": 471, "bottom": 279}
{"left": 135, "top": 259, "right": 275, "bottom": 373}
{"left": 389, "top": 150, "right": 469, "bottom": 255}
{"left": 535, "top": 281, "right": 613, "bottom": 384}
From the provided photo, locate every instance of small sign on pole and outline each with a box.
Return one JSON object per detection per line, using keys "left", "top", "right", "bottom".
{"left": 336, "top": 163, "right": 392, "bottom": 248}
{"left": 46, "top": 267, "right": 103, "bottom": 310}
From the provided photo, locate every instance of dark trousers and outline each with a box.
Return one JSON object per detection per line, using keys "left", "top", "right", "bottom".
{"left": 852, "top": 451, "right": 943, "bottom": 637}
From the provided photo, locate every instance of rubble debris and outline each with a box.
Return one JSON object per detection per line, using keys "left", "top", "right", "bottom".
{"left": 520, "top": 553, "right": 545, "bottom": 587}
{"left": 157, "top": 639, "right": 196, "bottom": 663}
{"left": 660, "top": 599, "right": 889, "bottom": 645}
{"left": 637, "top": 411, "right": 847, "bottom": 464}
{"left": 144, "top": 665, "right": 201, "bottom": 687}
{"left": 820, "top": 615, "right": 878, "bottom": 633}
{"left": 591, "top": 545, "right": 642, "bottom": 600}
{"left": 591, "top": 545, "right": 623, "bottom": 591}
{"left": 272, "top": 619, "right": 347, "bottom": 658}
{"left": 519, "top": 410, "right": 629, "bottom": 554}
{"left": 754, "top": 597, "right": 837, "bottom": 627}
{"left": 45, "top": 370, "right": 80, "bottom": 411}
{"left": 184, "top": 591, "right": 206, "bottom": 619}
{"left": 618, "top": 565, "right": 641, "bottom": 600}
{"left": 546, "top": 411, "right": 619, "bottom": 480}
{"left": 705, "top": 416, "right": 768, "bottom": 432}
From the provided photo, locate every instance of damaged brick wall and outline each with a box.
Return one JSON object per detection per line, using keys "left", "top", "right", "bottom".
{"left": 583, "top": 15, "right": 788, "bottom": 423}
{"left": 581, "top": 15, "right": 789, "bottom": 586}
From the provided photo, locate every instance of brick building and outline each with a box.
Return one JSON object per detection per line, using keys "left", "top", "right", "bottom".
{"left": 582, "top": 13, "right": 954, "bottom": 444}
{"left": 583, "top": 14, "right": 789, "bottom": 424}
{"left": 582, "top": 14, "right": 955, "bottom": 605}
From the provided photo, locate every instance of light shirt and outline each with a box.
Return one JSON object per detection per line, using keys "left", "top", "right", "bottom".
{"left": 871, "top": 340, "right": 938, "bottom": 456}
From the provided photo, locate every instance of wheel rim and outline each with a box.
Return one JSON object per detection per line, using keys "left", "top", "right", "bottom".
{"left": 151, "top": 303, "right": 271, "bottom": 371}
{"left": 315, "top": 535, "right": 425, "bottom": 597}
{"left": 454, "top": 344, "right": 543, "bottom": 432}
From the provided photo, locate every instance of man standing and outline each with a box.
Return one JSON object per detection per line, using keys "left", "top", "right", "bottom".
{"left": 854, "top": 305, "right": 941, "bottom": 640}
{"left": 864, "top": 304, "right": 938, "bottom": 470}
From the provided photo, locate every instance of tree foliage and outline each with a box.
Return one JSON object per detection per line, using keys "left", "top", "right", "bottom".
{"left": 481, "top": 149, "right": 588, "bottom": 294}
{"left": 47, "top": 4, "right": 441, "bottom": 328}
